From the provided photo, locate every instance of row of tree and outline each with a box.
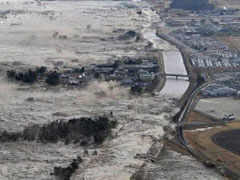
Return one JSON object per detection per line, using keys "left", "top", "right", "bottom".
{"left": 7, "top": 67, "right": 60, "bottom": 86}
{"left": 0, "top": 116, "right": 117, "bottom": 145}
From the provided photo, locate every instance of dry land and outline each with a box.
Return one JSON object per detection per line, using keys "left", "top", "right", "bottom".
{"left": 186, "top": 111, "right": 215, "bottom": 123}
{"left": 184, "top": 95, "right": 240, "bottom": 179}
{"left": 216, "top": 36, "right": 240, "bottom": 53}
{"left": 184, "top": 121, "right": 240, "bottom": 178}
{"left": 210, "top": 0, "right": 240, "bottom": 8}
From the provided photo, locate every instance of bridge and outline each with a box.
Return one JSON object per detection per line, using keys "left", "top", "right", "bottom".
{"left": 157, "top": 73, "right": 190, "bottom": 80}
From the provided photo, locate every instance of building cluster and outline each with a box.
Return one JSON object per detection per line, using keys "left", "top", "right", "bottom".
{"left": 61, "top": 67, "right": 90, "bottom": 86}
{"left": 173, "top": 30, "right": 240, "bottom": 68}
{"left": 202, "top": 84, "right": 237, "bottom": 97}
{"left": 202, "top": 73, "right": 240, "bottom": 98}
{"left": 163, "top": 6, "right": 240, "bottom": 69}
{"left": 166, "top": 17, "right": 203, "bottom": 27}
{"left": 93, "top": 58, "right": 159, "bottom": 89}
{"left": 210, "top": 15, "right": 240, "bottom": 36}
{"left": 60, "top": 57, "right": 159, "bottom": 90}
{"left": 190, "top": 55, "right": 240, "bottom": 68}
{"left": 170, "top": 24, "right": 240, "bottom": 69}
{"left": 7, "top": 57, "right": 160, "bottom": 93}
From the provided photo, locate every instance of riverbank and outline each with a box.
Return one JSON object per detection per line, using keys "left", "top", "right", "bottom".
{"left": 139, "top": 4, "right": 190, "bottom": 101}
{"left": 153, "top": 50, "right": 166, "bottom": 93}
{"left": 156, "top": 31, "right": 197, "bottom": 106}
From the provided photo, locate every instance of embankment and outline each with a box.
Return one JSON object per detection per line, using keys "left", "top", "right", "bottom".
{"left": 156, "top": 31, "right": 197, "bottom": 107}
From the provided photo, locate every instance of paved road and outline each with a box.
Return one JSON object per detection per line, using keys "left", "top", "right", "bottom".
{"left": 176, "top": 75, "right": 240, "bottom": 180}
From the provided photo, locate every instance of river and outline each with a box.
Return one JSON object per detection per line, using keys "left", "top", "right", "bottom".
{"left": 139, "top": 2, "right": 189, "bottom": 98}
{"left": 161, "top": 51, "right": 189, "bottom": 97}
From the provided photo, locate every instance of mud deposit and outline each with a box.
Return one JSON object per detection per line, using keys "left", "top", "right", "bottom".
{"left": 134, "top": 149, "right": 224, "bottom": 180}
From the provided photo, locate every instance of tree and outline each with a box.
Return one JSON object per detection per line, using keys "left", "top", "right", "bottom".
{"left": 24, "top": 70, "right": 38, "bottom": 83}
{"left": 131, "top": 85, "right": 142, "bottom": 94}
{"left": 46, "top": 71, "right": 60, "bottom": 85}
{"left": 13, "top": 70, "right": 38, "bottom": 83}
{"left": 35, "top": 66, "right": 47, "bottom": 75}
{"left": 7, "top": 70, "right": 15, "bottom": 79}
{"left": 197, "top": 74, "right": 205, "bottom": 86}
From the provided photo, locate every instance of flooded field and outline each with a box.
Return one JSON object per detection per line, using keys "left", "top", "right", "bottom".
{"left": 0, "top": 0, "right": 151, "bottom": 130}
{"left": 0, "top": 0, "right": 148, "bottom": 67}
{"left": 0, "top": 0, "right": 172, "bottom": 179}
{"left": 0, "top": 0, "right": 223, "bottom": 179}
{"left": 141, "top": 149, "right": 224, "bottom": 180}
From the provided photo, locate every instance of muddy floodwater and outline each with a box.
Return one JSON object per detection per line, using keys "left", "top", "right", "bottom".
{"left": 0, "top": 0, "right": 148, "bottom": 66}
{"left": 0, "top": 0, "right": 171, "bottom": 179}
{"left": 0, "top": 0, "right": 222, "bottom": 179}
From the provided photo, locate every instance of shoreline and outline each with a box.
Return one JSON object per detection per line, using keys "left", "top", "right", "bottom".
{"left": 153, "top": 50, "right": 167, "bottom": 93}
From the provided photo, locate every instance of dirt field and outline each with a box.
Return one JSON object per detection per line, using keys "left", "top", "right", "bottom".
{"left": 184, "top": 121, "right": 240, "bottom": 178}
{"left": 186, "top": 111, "right": 215, "bottom": 123}
{"left": 216, "top": 36, "right": 240, "bottom": 53}
{"left": 210, "top": 0, "right": 240, "bottom": 9}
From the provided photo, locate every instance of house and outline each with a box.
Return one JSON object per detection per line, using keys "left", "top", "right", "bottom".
{"left": 214, "top": 87, "right": 237, "bottom": 96}
{"left": 138, "top": 71, "right": 155, "bottom": 82}
{"left": 237, "top": 91, "right": 240, "bottom": 98}
{"left": 121, "top": 79, "right": 134, "bottom": 86}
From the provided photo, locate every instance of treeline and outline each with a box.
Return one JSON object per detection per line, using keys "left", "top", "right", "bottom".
{"left": 170, "top": 0, "right": 214, "bottom": 11}
{"left": 7, "top": 66, "right": 61, "bottom": 86}
{"left": 0, "top": 116, "right": 117, "bottom": 145}
{"left": 7, "top": 66, "right": 47, "bottom": 83}
{"left": 118, "top": 30, "right": 139, "bottom": 41}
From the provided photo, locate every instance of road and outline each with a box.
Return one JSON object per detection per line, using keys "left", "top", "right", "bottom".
{"left": 176, "top": 81, "right": 212, "bottom": 150}
{"left": 175, "top": 74, "right": 240, "bottom": 179}
{"left": 176, "top": 75, "right": 232, "bottom": 146}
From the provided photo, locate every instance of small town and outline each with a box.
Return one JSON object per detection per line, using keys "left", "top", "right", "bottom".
{"left": 7, "top": 56, "right": 160, "bottom": 93}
